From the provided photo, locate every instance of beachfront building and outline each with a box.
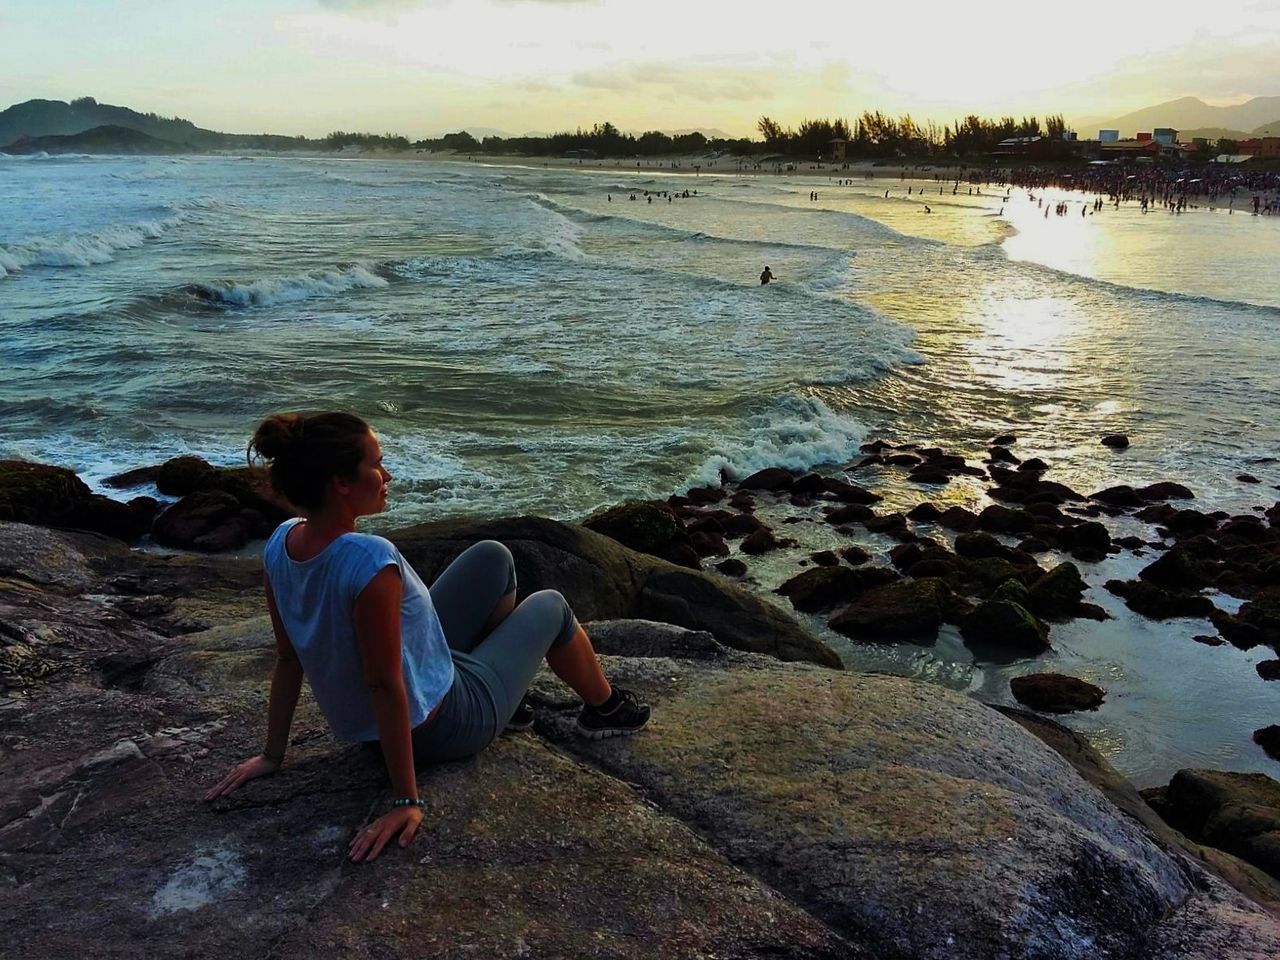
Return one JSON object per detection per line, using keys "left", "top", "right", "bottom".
{"left": 994, "top": 135, "right": 1052, "bottom": 158}
{"left": 1153, "top": 128, "right": 1178, "bottom": 145}
{"left": 827, "top": 138, "right": 848, "bottom": 162}
{"left": 1237, "top": 137, "right": 1280, "bottom": 158}
{"left": 1098, "top": 129, "right": 1119, "bottom": 142}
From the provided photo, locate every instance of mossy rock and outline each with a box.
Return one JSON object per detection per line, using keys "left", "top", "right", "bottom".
{"left": 154, "top": 456, "right": 216, "bottom": 496}
{"left": 961, "top": 598, "right": 1050, "bottom": 655}
{"left": 0, "top": 460, "right": 91, "bottom": 523}
{"left": 991, "top": 577, "right": 1032, "bottom": 609}
{"left": 828, "top": 577, "right": 964, "bottom": 643}
{"left": 1028, "top": 562, "right": 1087, "bottom": 619}
{"left": 777, "top": 566, "right": 868, "bottom": 613}
{"left": 582, "top": 501, "right": 686, "bottom": 558}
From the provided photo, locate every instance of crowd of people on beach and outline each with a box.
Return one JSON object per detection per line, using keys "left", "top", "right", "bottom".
{"left": 989, "top": 165, "right": 1280, "bottom": 213}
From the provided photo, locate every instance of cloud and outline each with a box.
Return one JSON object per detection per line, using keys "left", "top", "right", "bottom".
{"left": 570, "top": 61, "right": 777, "bottom": 103}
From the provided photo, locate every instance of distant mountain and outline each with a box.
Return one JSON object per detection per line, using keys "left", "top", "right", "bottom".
{"left": 1178, "top": 127, "right": 1252, "bottom": 142}
{"left": 1096, "top": 96, "right": 1280, "bottom": 137}
{"left": 2, "top": 124, "right": 180, "bottom": 155}
{"left": 0, "top": 97, "right": 311, "bottom": 153}
{"left": 1253, "top": 120, "right": 1280, "bottom": 136}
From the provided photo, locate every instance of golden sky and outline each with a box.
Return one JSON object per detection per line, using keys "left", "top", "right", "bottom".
{"left": 3, "top": 0, "right": 1278, "bottom": 137}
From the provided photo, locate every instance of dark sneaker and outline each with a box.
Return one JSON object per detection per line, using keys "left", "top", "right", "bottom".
{"left": 505, "top": 697, "right": 535, "bottom": 732}
{"left": 576, "top": 688, "right": 650, "bottom": 740}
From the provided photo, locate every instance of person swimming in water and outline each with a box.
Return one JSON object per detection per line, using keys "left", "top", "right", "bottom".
{"left": 760, "top": 265, "right": 775, "bottom": 285}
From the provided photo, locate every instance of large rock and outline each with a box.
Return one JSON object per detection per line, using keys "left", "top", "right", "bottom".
{"left": 828, "top": 577, "right": 966, "bottom": 643}
{"left": 539, "top": 652, "right": 1280, "bottom": 959}
{"left": 1011, "top": 673, "right": 1105, "bottom": 713}
{"left": 1105, "top": 580, "right": 1217, "bottom": 620}
{"left": 961, "top": 598, "right": 1050, "bottom": 655}
{"left": 581, "top": 500, "right": 698, "bottom": 569}
{"left": 1142, "top": 769, "right": 1280, "bottom": 884}
{"left": 0, "top": 459, "right": 152, "bottom": 543}
{"left": 1027, "top": 562, "right": 1088, "bottom": 620}
{"left": 394, "top": 516, "right": 841, "bottom": 668}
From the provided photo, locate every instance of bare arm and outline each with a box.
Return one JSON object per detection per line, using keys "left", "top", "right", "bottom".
{"left": 204, "top": 572, "right": 305, "bottom": 800}
{"left": 352, "top": 566, "right": 417, "bottom": 802}
{"left": 347, "top": 565, "right": 423, "bottom": 862}
{"left": 263, "top": 574, "right": 305, "bottom": 762}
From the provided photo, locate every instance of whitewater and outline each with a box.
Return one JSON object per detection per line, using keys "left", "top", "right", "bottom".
{"left": 2, "top": 152, "right": 1279, "bottom": 783}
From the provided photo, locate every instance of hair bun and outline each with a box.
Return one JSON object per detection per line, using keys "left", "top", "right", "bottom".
{"left": 249, "top": 412, "right": 305, "bottom": 461}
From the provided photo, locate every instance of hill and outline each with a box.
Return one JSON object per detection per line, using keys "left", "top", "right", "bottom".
{"left": 0, "top": 97, "right": 312, "bottom": 153}
{"left": 1097, "top": 95, "right": 1280, "bottom": 137}
{"left": 2, "top": 124, "right": 183, "bottom": 155}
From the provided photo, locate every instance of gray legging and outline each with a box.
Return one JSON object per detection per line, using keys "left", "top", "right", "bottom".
{"left": 409, "top": 540, "right": 578, "bottom": 763}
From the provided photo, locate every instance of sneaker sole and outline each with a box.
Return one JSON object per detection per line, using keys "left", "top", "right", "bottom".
{"left": 574, "top": 719, "right": 648, "bottom": 740}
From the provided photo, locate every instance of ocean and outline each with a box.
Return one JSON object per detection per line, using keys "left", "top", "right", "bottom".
{"left": 2, "top": 152, "right": 1278, "bottom": 784}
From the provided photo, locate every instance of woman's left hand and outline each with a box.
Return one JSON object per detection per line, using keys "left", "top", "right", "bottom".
{"left": 348, "top": 805, "right": 424, "bottom": 863}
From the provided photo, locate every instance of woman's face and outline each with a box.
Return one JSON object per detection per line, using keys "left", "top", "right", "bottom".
{"left": 339, "top": 430, "right": 392, "bottom": 517}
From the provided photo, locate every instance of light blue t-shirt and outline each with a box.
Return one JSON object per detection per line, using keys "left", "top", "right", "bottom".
{"left": 262, "top": 518, "right": 454, "bottom": 742}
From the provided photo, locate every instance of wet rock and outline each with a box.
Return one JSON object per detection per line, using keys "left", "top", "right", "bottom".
{"left": 1105, "top": 580, "right": 1216, "bottom": 620}
{"left": 809, "top": 550, "right": 839, "bottom": 567}
{"left": 740, "top": 527, "right": 782, "bottom": 555}
{"left": 828, "top": 577, "right": 965, "bottom": 643}
{"left": 685, "top": 485, "right": 726, "bottom": 505}
{"left": 1101, "top": 434, "right": 1130, "bottom": 449}
{"left": 977, "top": 504, "right": 1034, "bottom": 534}
{"left": 991, "top": 577, "right": 1033, "bottom": 608}
{"left": 1143, "top": 769, "right": 1280, "bottom": 881}
{"left": 821, "top": 478, "right": 881, "bottom": 504}
{"left": 791, "top": 472, "right": 829, "bottom": 496}
{"left": 858, "top": 438, "right": 893, "bottom": 453}
{"left": 778, "top": 566, "right": 871, "bottom": 613}
{"left": 738, "top": 467, "right": 795, "bottom": 492}
{"left": 728, "top": 491, "right": 755, "bottom": 511}
{"left": 1166, "top": 509, "right": 1219, "bottom": 537}
{"left": 1138, "top": 482, "right": 1195, "bottom": 501}
{"left": 1027, "top": 562, "right": 1088, "bottom": 620}
{"left": 0, "top": 459, "right": 149, "bottom": 543}
{"left": 961, "top": 598, "right": 1050, "bottom": 655}
{"left": 988, "top": 446, "right": 1020, "bottom": 464}
{"left": 714, "top": 558, "right": 747, "bottom": 578}
{"left": 1139, "top": 548, "right": 1211, "bottom": 592}
{"left": 962, "top": 556, "right": 1032, "bottom": 592}
{"left": 823, "top": 503, "right": 875, "bottom": 525}
{"left": 937, "top": 505, "right": 978, "bottom": 532}
{"left": 1024, "top": 501, "right": 1068, "bottom": 523}
{"left": 720, "top": 512, "right": 765, "bottom": 538}
{"left": 1239, "top": 474, "right": 1262, "bottom": 484}
{"left": 883, "top": 452, "right": 923, "bottom": 467}
{"left": 1193, "top": 634, "right": 1227, "bottom": 646}
{"left": 906, "top": 467, "right": 951, "bottom": 485}
{"left": 1017, "top": 536, "right": 1050, "bottom": 554}
{"left": 955, "top": 531, "right": 1019, "bottom": 563}
{"left": 1059, "top": 520, "right": 1113, "bottom": 562}
{"left": 863, "top": 512, "right": 908, "bottom": 534}
{"left": 1256, "top": 660, "right": 1280, "bottom": 681}
{"left": 102, "top": 464, "right": 161, "bottom": 489}
{"left": 1211, "top": 610, "right": 1265, "bottom": 650}
{"left": 583, "top": 501, "right": 696, "bottom": 568}
{"left": 840, "top": 545, "right": 871, "bottom": 566}
{"left": 905, "top": 557, "right": 962, "bottom": 580}
{"left": 1010, "top": 674, "right": 1105, "bottom": 713}
{"left": 1257, "top": 727, "right": 1280, "bottom": 760}
{"left": 1091, "top": 485, "right": 1144, "bottom": 508}
{"left": 689, "top": 531, "right": 729, "bottom": 558}
{"left": 1018, "top": 458, "right": 1050, "bottom": 473}
{"left": 1218, "top": 517, "right": 1268, "bottom": 542}
{"left": 906, "top": 501, "right": 942, "bottom": 522}
{"left": 151, "top": 491, "right": 248, "bottom": 552}
{"left": 888, "top": 540, "right": 946, "bottom": 571}
{"left": 992, "top": 433, "right": 1017, "bottom": 445}
{"left": 154, "top": 455, "right": 217, "bottom": 496}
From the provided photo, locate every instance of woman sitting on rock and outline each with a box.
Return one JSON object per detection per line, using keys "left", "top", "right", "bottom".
{"left": 204, "top": 411, "right": 649, "bottom": 861}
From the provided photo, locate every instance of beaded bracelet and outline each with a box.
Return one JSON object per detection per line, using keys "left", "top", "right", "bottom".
{"left": 390, "top": 797, "right": 426, "bottom": 809}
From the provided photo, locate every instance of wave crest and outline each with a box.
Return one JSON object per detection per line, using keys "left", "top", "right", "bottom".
{"left": 186, "top": 263, "right": 389, "bottom": 308}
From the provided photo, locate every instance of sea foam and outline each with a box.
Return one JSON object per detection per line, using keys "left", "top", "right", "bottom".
{"left": 686, "top": 393, "right": 869, "bottom": 489}
{"left": 0, "top": 214, "right": 184, "bottom": 276}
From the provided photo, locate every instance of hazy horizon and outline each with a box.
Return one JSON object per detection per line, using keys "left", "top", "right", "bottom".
{"left": 3, "top": 0, "right": 1279, "bottom": 140}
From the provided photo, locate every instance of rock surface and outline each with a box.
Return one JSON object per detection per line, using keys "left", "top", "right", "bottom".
{"left": 4, "top": 520, "right": 1280, "bottom": 957}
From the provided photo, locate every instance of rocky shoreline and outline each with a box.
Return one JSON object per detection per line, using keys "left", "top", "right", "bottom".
{"left": 3, "top": 438, "right": 1280, "bottom": 957}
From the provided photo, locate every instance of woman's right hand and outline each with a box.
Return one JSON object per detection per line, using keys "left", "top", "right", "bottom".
{"left": 204, "top": 754, "right": 280, "bottom": 801}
